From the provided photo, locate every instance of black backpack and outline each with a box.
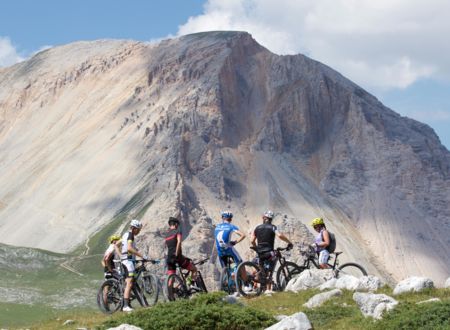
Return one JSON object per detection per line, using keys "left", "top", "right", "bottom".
{"left": 322, "top": 230, "right": 336, "bottom": 253}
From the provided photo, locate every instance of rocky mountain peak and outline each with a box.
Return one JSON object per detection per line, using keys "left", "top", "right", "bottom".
{"left": 0, "top": 31, "right": 449, "bottom": 285}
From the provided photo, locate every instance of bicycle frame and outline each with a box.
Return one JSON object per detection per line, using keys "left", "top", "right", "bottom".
{"left": 300, "top": 246, "right": 341, "bottom": 270}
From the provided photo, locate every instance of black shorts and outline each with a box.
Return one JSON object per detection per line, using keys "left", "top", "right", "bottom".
{"left": 166, "top": 255, "right": 193, "bottom": 274}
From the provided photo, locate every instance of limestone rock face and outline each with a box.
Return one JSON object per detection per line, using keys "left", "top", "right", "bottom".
{"left": 0, "top": 32, "right": 449, "bottom": 284}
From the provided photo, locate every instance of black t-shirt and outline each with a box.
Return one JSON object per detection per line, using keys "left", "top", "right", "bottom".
{"left": 165, "top": 227, "right": 182, "bottom": 257}
{"left": 254, "top": 223, "right": 277, "bottom": 252}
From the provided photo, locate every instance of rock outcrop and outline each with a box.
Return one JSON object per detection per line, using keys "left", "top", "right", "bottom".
{"left": 1, "top": 31, "right": 449, "bottom": 284}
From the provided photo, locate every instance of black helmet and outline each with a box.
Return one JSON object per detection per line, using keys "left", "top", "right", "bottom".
{"left": 168, "top": 217, "right": 180, "bottom": 226}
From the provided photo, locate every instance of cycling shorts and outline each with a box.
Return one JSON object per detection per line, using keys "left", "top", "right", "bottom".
{"left": 318, "top": 249, "right": 330, "bottom": 265}
{"left": 122, "top": 259, "right": 136, "bottom": 278}
{"left": 166, "top": 255, "right": 194, "bottom": 275}
{"left": 218, "top": 247, "right": 242, "bottom": 268}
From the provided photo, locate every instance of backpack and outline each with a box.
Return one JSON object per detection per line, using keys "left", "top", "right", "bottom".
{"left": 322, "top": 230, "right": 336, "bottom": 253}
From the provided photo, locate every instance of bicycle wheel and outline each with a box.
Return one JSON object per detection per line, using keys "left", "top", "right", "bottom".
{"left": 219, "top": 267, "right": 236, "bottom": 294}
{"left": 132, "top": 282, "right": 148, "bottom": 307}
{"left": 236, "top": 261, "right": 263, "bottom": 297}
{"left": 167, "top": 274, "right": 188, "bottom": 301}
{"left": 336, "top": 262, "right": 367, "bottom": 279}
{"left": 140, "top": 273, "right": 159, "bottom": 306}
{"left": 195, "top": 273, "right": 208, "bottom": 293}
{"left": 97, "top": 279, "right": 123, "bottom": 314}
{"left": 276, "top": 262, "right": 305, "bottom": 291}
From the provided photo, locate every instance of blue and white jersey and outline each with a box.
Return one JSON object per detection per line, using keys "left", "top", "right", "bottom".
{"left": 215, "top": 222, "right": 239, "bottom": 256}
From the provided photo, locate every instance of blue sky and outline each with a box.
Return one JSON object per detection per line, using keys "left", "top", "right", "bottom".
{"left": 1, "top": 0, "right": 449, "bottom": 149}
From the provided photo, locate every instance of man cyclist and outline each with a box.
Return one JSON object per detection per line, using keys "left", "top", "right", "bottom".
{"left": 165, "top": 217, "right": 198, "bottom": 286}
{"left": 251, "top": 210, "right": 293, "bottom": 293}
{"left": 102, "top": 234, "right": 121, "bottom": 278}
{"left": 120, "top": 219, "right": 147, "bottom": 312}
{"left": 311, "top": 217, "right": 330, "bottom": 269}
{"left": 214, "top": 210, "right": 246, "bottom": 270}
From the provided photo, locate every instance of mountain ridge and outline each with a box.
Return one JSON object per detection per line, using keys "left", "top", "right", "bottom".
{"left": 0, "top": 31, "right": 449, "bottom": 284}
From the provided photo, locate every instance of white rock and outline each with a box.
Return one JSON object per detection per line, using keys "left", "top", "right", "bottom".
{"left": 319, "top": 278, "right": 337, "bottom": 291}
{"left": 107, "top": 325, "right": 143, "bottom": 330}
{"left": 63, "top": 320, "right": 75, "bottom": 326}
{"left": 353, "top": 292, "right": 398, "bottom": 319}
{"left": 357, "top": 275, "right": 383, "bottom": 292}
{"left": 445, "top": 277, "right": 450, "bottom": 288}
{"left": 274, "top": 315, "right": 288, "bottom": 321}
{"left": 303, "top": 289, "right": 342, "bottom": 308}
{"left": 416, "top": 298, "right": 441, "bottom": 304}
{"left": 265, "top": 312, "right": 312, "bottom": 330}
{"left": 335, "top": 275, "right": 360, "bottom": 291}
{"left": 223, "top": 294, "right": 241, "bottom": 304}
{"left": 285, "top": 269, "right": 335, "bottom": 292}
{"left": 393, "top": 277, "right": 434, "bottom": 295}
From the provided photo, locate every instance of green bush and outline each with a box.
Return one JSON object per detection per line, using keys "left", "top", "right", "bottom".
{"left": 102, "top": 292, "right": 275, "bottom": 330}
{"left": 370, "top": 301, "right": 450, "bottom": 330}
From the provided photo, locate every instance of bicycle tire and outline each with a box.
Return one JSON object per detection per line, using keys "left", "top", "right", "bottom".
{"left": 141, "top": 273, "right": 159, "bottom": 306}
{"left": 167, "top": 274, "right": 188, "bottom": 301}
{"left": 219, "top": 267, "right": 236, "bottom": 294}
{"left": 236, "top": 261, "right": 263, "bottom": 297}
{"left": 132, "top": 282, "right": 148, "bottom": 307}
{"left": 276, "top": 262, "right": 305, "bottom": 291}
{"left": 196, "top": 272, "right": 208, "bottom": 293}
{"left": 336, "top": 262, "right": 367, "bottom": 278}
{"left": 97, "top": 279, "right": 123, "bottom": 314}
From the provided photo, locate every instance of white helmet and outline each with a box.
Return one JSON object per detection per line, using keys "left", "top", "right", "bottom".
{"left": 130, "top": 219, "right": 142, "bottom": 229}
{"left": 263, "top": 210, "right": 274, "bottom": 219}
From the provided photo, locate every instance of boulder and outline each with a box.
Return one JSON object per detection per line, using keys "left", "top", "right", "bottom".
{"left": 265, "top": 312, "right": 312, "bottom": 330}
{"left": 335, "top": 275, "right": 360, "bottom": 291}
{"left": 285, "top": 269, "right": 335, "bottom": 292}
{"left": 357, "top": 275, "right": 383, "bottom": 292}
{"left": 445, "top": 277, "right": 450, "bottom": 288}
{"left": 353, "top": 292, "right": 398, "bottom": 319}
{"left": 303, "top": 289, "right": 342, "bottom": 308}
{"left": 107, "top": 325, "right": 143, "bottom": 330}
{"left": 223, "top": 293, "right": 241, "bottom": 304}
{"left": 393, "top": 277, "right": 434, "bottom": 295}
{"left": 319, "top": 278, "right": 337, "bottom": 291}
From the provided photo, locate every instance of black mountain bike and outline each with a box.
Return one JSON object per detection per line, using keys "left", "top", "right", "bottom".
{"left": 97, "top": 259, "right": 160, "bottom": 313}
{"left": 235, "top": 246, "right": 303, "bottom": 297}
{"left": 298, "top": 244, "right": 368, "bottom": 278}
{"left": 166, "top": 258, "right": 209, "bottom": 301}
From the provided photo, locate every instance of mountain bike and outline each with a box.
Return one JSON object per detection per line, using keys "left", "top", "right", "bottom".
{"left": 166, "top": 258, "right": 209, "bottom": 301}
{"left": 235, "top": 246, "right": 303, "bottom": 297}
{"left": 219, "top": 255, "right": 238, "bottom": 294}
{"left": 298, "top": 244, "right": 368, "bottom": 278}
{"left": 97, "top": 259, "right": 160, "bottom": 313}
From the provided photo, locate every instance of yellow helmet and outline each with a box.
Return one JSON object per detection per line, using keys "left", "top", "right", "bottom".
{"left": 311, "top": 217, "right": 325, "bottom": 227}
{"left": 109, "top": 235, "right": 121, "bottom": 243}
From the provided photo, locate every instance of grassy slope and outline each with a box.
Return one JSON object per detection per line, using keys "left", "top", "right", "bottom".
{"left": 17, "top": 287, "right": 450, "bottom": 330}
{"left": 0, "top": 197, "right": 154, "bottom": 328}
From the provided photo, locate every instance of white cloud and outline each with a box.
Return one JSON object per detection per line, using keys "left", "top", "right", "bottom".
{"left": 0, "top": 36, "right": 24, "bottom": 67}
{"left": 177, "top": 0, "right": 450, "bottom": 90}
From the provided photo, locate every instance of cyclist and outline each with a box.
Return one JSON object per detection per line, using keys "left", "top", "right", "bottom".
{"left": 251, "top": 210, "right": 293, "bottom": 293}
{"left": 120, "top": 219, "right": 147, "bottom": 312}
{"left": 215, "top": 210, "right": 246, "bottom": 268}
{"left": 165, "top": 217, "right": 198, "bottom": 286}
{"left": 311, "top": 217, "right": 330, "bottom": 269}
{"left": 102, "top": 234, "right": 121, "bottom": 278}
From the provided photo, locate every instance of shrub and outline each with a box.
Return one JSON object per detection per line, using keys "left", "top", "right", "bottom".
{"left": 102, "top": 292, "right": 275, "bottom": 330}
{"left": 370, "top": 301, "right": 450, "bottom": 330}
